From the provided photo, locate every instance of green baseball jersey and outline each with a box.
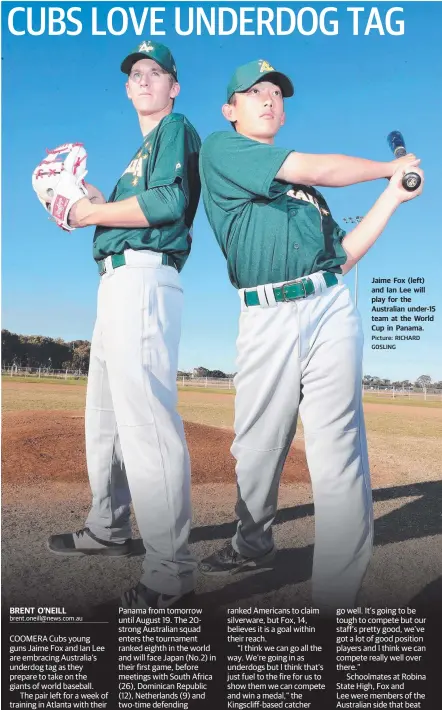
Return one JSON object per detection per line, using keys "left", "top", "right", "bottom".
{"left": 93, "top": 113, "right": 201, "bottom": 272}
{"left": 199, "top": 131, "right": 347, "bottom": 289}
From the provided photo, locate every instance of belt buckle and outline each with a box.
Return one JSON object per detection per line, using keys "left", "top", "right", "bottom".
{"left": 281, "top": 278, "right": 308, "bottom": 302}
{"left": 298, "top": 278, "right": 309, "bottom": 298}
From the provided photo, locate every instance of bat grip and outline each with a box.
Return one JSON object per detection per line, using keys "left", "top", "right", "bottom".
{"left": 402, "top": 170, "right": 421, "bottom": 192}
{"left": 393, "top": 146, "right": 421, "bottom": 192}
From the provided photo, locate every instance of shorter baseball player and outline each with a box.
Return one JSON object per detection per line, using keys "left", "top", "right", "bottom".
{"left": 198, "top": 60, "right": 423, "bottom": 611}
{"left": 47, "top": 42, "right": 201, "bottom": 610}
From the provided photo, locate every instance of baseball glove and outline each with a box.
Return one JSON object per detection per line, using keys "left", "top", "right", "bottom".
{"left": 32, "top": 143, "right": 89, "bottom": 231}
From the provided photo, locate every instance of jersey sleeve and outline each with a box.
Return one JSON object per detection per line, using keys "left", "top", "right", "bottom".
{"left": 332, "top": 220, "right": 346, "bottom": 243}
{"left": 201, "top": 132, "right": 292, "bottom": 200}
{"left": 330, "top": 218, "right": 348, "bottom": 265}
{"left": 137, "top": 119, "right": 200, "bottom": 223}
{"left": 314, "top": 188, "right": 348, "bottom": 264}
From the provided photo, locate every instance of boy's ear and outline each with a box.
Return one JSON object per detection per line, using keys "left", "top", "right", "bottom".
{"left": 170, "top": 81, "right": 180, "bottom": 100}
{"left": 222, "top": 102, "right": 236, "bottom": 123}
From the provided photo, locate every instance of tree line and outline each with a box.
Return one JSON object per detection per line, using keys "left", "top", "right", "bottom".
{"left": 1, "top": 330, "right": 441, "bottom": 388}
{"left": 1, "top": 330, "right": 90, "bottom": 372}
{"left": 363, "top": 374, "right": 442, "bottom": 390}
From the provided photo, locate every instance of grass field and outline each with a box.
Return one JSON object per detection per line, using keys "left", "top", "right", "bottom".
{"left": 363, "top": 395, "right": 442, "bottom": 408}
{"left": 2, "top": 379, "right": 441, "bottom": 436}
{"left": 2, "top": 380, "right": 87, "bottom": 411}
{"left": 1, "top": 375, "right": 87, "bottom": 386}
{"left": 3, "top": 375, "right": 440, "bottom": 401}
{"left": 2, "top": 379, "right": 441, "bottom": 490}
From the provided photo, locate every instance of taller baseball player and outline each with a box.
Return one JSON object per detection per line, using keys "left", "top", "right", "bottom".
{"left": 198, "top": 60, "right": 423, "bottom": 611}
{"left": 47, "top": 41, "right": 201, "bottom": 610}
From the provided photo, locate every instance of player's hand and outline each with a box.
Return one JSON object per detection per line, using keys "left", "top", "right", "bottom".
{"left": 386, "top": 160, "right": 424, "bottom": 204}
{"left": 68, "top": 184, "right": 105, "bottom": 227}
{"left": 84, "top": 182, "right": 107, "bottom": 205}
{"left": 67, "top": 197, "right": 94, "bottom": 228}
{"left": 388, "top": 153, "right": 420, "bottom": 177}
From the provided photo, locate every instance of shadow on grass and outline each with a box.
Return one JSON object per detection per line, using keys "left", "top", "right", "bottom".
{"left": 129, "top": 481, "right": 442, "bottom": 607}
{"left": 189, "top": 480, "right": 442, "bottom": 608}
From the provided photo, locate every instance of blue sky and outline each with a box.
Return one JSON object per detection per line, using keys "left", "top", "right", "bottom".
{"left": 2, "top": 1, "right": 441, "bottom": 381}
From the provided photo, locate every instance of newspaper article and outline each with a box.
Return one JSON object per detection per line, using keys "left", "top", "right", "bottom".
{"left": 2, "top": 1, "right": 441, "bottom": 708}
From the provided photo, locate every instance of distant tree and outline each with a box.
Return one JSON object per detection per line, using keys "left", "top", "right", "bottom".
{"left": 210, "top": 370, "right": 227, "bottom": 379}
{"left": 1, "top": 330, "right": 79, "bottom": 369}
{"left": 193, "top": 367, "right": 210, "bottom": 378}
{"left": 364, "top": 376, "right": 382, "bottom": 388}
{"left": 392, "top": 380, "right": 412, "bottom": 390}
{"left": 71, "top": 343, "right": 91, "bottom": 372}
{"left": 415, "top": 375, "right": 432, "bottom": 391}
{"left": 1, "top": 330, "right": 24, "bottom": 365}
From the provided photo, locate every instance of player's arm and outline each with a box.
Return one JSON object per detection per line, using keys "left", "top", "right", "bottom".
{"left": 70, "top": 195, "right": 149, "bottom": 228}
{"left": 69, "top": 182, "right": 150, "bottom": 229}
{"left": 276, "top": 151, "right": 420, "bottom": 188}
{"left": 69, "top": 122, "right": 193, "bottom": 229}
{"left": 339, "top": 161, "right": 423, "bottom": 274}
{"left": 68, "top": 184, "right": 185, "bottom": 228}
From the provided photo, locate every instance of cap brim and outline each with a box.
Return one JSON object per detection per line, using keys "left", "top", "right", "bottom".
{"left": 121, "top": 53, "right": 172, "bottom": 76}
{"left": 256, "top": 71, "right": 294, "bottom": 98}
{"left": 121, "top": 53, "right": 145, "bottom": 74}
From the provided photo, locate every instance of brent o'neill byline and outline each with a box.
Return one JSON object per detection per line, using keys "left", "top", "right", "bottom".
{"left": 10, "top": 607, "right": 67, "bottom": 614}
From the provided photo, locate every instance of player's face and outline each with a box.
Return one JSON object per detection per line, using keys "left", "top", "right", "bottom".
{"left": 224, "top": 81, "right": 285, "bottom": 142}
{"left": 126, "top": 58, "right": 179, "bottom": 115}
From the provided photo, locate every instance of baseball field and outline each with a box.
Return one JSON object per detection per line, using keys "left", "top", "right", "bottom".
{"left": 2, "top": 378, "right": 442, "bottom": 612}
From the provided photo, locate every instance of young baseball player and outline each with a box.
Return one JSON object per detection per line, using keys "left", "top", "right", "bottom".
{"left": 198, "top": 59, "right": 423, "bottom": 612}
{"left": 47, "top": 41, "right": 201, "bottom": 610}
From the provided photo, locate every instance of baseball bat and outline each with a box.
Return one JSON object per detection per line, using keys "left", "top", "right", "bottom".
{"left": 387, "top": 130, "right": 422, "bottom": 192}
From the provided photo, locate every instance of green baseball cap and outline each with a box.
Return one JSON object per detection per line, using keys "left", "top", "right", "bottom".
{"left": 226, "top": 59, "right": 294, "bottom": 102}
{"left": 121, "top": 40, "right": 178, "bottom": 80}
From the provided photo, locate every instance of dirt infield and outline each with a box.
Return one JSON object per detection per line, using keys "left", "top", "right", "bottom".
{"left": 2, "top": 379, "right": 441, "bottom": 491}
{"left": 2, "top": 380, "right": 442, "bottom": 495}
{"left": 2, "top": 385, "right": 441, "bottom": 612}
{"left": 1, "top": 410, "right": 310, "bottom": 486}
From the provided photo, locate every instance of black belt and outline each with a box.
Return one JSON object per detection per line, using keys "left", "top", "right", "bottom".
{"left": 97, "top": 252, "right": 176, "bottom": 276}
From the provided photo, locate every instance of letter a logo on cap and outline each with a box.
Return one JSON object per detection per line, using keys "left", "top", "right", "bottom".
{"left": 139, "top": 41, "right": 154, "bottom": 53}
{"left": 259, "top": 60, "right": 275, "bottom": 73}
